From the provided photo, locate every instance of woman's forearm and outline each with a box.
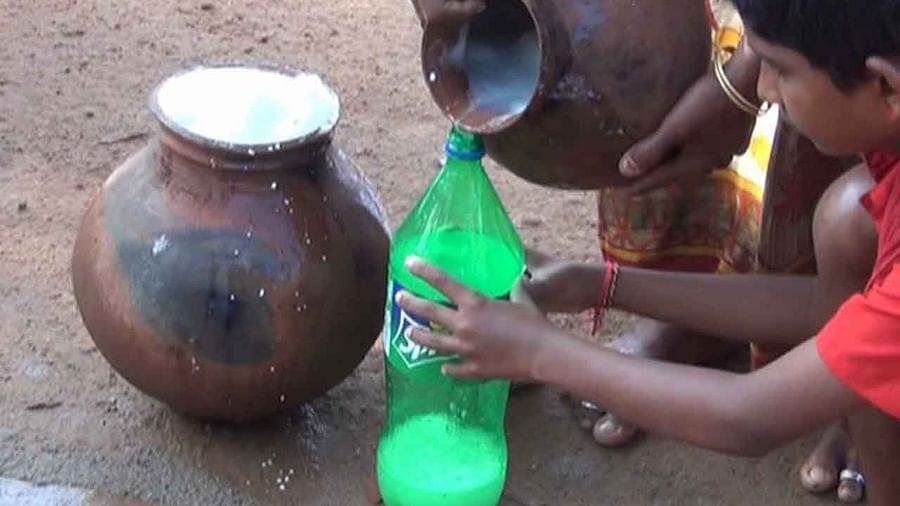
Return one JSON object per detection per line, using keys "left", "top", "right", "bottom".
{"left": 612, "top": 267, "right": 819, "bottom": 346}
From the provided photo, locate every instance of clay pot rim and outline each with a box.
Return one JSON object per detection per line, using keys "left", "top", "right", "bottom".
{"left": 420, "top": 0, "right": 551, "bottom": 135}
{"left": 148, "top": 62, "right": 342, "bottom": 157}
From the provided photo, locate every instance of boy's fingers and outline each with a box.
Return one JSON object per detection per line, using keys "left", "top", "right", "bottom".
{"left": 407, "top": 327, "right": 466, "bottom": 355}
{"left": 406, "top": 257, "right": 475, "bottom": 305}
{"left": 396, "top": 291, "right": 456, "bottom": 329}
{"left": 442, "top": 361, "right": 482, "bottom": 379}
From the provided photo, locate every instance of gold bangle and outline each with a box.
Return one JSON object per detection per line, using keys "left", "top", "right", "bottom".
{"left": 713, "top": 51, "right": 768, "bottom": 117}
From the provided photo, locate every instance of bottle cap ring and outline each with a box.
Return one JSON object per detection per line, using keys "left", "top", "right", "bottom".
{"left": 444, "top": 142, "right": 486, "bottom": 161}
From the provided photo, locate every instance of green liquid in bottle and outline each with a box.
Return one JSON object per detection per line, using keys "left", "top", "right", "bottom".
{"left": 377, "top": 413, "right": 507, "bottom": 506}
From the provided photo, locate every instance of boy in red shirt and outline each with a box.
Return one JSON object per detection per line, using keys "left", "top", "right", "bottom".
{"left": 398, "top": 1, "right": 900, "bottom": 504}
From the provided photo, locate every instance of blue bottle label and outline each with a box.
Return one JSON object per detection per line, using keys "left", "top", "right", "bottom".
{"left": 384, "top": 280, "right": 456, "bottom": 369}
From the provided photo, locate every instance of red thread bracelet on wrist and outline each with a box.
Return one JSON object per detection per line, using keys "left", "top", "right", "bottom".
{"left": 591, "top": 259, "right": 620, "bottom": 336}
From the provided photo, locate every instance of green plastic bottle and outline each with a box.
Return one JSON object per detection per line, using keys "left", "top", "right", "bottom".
{"left": 376, "top": 126, "right": 526, "bottom": 506}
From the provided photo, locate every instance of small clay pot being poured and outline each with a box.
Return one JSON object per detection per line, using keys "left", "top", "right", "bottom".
{"left": 71, "top": 65, "right": 390, "bottom": 421}
{"left": 420, "top": 0, "right": 711, "bottom": 189}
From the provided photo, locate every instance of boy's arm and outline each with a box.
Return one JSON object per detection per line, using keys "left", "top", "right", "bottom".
{"left": 613, "top": 267, "right": 822, "bottom": 346}
{"left": 534, "top": 335, "right": 860, "bottom": 456}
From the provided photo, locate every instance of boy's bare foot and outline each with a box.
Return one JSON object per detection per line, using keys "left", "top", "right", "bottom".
{"left": 837, "top": 448, "right": 865, "bottom": 503}
{"left": 799, "top": 424, "right": 864, "bottom": 502}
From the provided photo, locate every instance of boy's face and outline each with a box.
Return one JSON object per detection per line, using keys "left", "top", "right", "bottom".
{"left": 747, "top": 29, "right": 900, "bottom": 156}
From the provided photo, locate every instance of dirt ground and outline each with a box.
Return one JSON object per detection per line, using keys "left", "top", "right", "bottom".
{"left": 0, "top": 0, "right": 844, "bottom": 504}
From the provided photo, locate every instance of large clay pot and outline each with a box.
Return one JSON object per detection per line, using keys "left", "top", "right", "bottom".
{"left": 72, "top": 65, "right": 390, "bottom": 421}
{"left": 419, "top": 0, "right": 711, "bottom": 189}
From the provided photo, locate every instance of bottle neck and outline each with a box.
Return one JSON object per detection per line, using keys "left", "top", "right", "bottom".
{"left": 445, "top": 151, "right": 484, "bottom": 164}
{"left": 444, "top": 129, "right": 486, "bottom": 164}
{"left": 443, "top": 153, "right": 485, "bottom": 173}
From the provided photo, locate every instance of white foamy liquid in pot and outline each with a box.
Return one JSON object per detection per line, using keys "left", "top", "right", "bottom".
{"left": 155, "top": 67, "right": 339, "bottom": 146}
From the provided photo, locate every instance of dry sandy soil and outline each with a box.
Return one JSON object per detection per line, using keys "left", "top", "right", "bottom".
{"left": 0, "top": 0, "right": 843, "bottom": 504}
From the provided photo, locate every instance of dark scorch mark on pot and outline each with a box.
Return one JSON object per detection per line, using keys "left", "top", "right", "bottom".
{"left": 116, "top": 229, "right": 288, "bottom": 365}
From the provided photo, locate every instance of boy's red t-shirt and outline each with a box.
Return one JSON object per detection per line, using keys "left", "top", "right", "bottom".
{"left": 818, "top": 151, "right": 900, "bottom": 419}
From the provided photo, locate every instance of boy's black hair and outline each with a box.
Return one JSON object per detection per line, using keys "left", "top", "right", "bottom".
{"left": 731, "top": 0, "right": 900, "bottom": 91}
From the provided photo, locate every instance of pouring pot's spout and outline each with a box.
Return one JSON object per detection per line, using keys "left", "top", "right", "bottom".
{"left": 421, "top": 0, "right": 555, "bottom": 134}
{"left": 418, "top": 0, "right": 711, "bottom": 189}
